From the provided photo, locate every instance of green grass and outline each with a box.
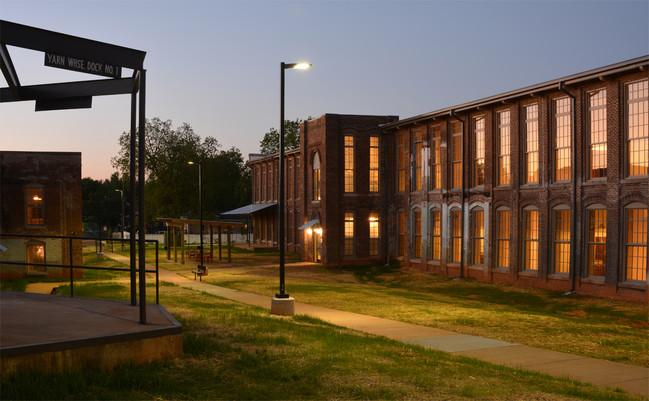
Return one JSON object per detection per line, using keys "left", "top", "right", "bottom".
{"left": 1, "top": 282, "right": 643, "bottom": 400}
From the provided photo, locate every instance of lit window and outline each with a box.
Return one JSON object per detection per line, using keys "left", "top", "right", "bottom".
{"left": 498, "top": 111, "right": 511, "bottom": 186}
{"left": 588, "top": 209, "right": 607, "bottom": 277}
{"left": 27, "top": 187, "right": 44, "bottom": 226}
{"left": 369, "top": 137, "right": 379, "bottom": 192}
{"left": 554, "top": 98, "right": 572, "bottom": 181}
{"left": 431, "top": 210, "right": 441, "bottom": 260}
{"left": 451, "top": 209, "right": 462, "bottom": 263}
{"left": 553, "top": 209, "right": 571, "bottom": 274}
{"left": 27, "top": 241, "right": 46, "bottom": 273}
{"left": 523, "top": 209, "right": 539, "bottom": 271}
{"left": 312, "top": 152, "right": 321, "bottom": 201}
{"left": 625, "top": 207, "right": 647, "bottom": 281}
{"left": 589, "top": 90, "right": 607, "bottom": 179}
{"left": 524, "top": 104, "right": 539, "bottom": 184}
{"left": 472, "top": 209, "right": 484, "bottom": 265}
{"left": 369, "top": 212, "right": 379, "bottom": 256}
{"left": 413, "top": 131, "right": 424, "bottom": 191}
{"left": 627, "top": 80, "right": 648, "bottom": 177}
{"left": 451, "top": 122, "right": 463, "bottom": 189}
{"left": 397, "top": 134, "right": 407, "bottom": 192}
{"left": 412, "top": 209, "right": 422, "bottom": 258}
{"left": 473, "top": 117, "right": 485, "bottom": 187}
{"left": 344, "top": 136, "right": 354, "bottom": 193}
{"left": 431, "top": 126, "right": 441, "bottom": 190}
{"left": 497, "top": 209, "right": 510, "bottom": 268}
{"left": 344, "top": 212, "right": 354, "bottom": 256}
{"left": 397, "top": 210, "right": 406, "bottom": 257}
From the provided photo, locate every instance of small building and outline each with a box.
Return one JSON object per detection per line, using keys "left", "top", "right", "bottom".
{"left": 0, "top": 151, "right": 83, "bottom": 279}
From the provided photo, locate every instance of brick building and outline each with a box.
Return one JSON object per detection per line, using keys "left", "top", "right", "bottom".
{"left": 244, "top": 56, "right": 648, "bottom": 301}
{"left": 0, "top": 151, "right": 83, "bottom": 279}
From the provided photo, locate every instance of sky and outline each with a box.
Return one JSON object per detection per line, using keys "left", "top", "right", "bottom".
{"left": 1, "top": 0, "right": 648, "bottom": 180}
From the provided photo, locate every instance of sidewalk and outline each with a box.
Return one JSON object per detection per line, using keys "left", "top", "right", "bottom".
{"left": 69, "top": 253, "right": 649, "bottom": 397}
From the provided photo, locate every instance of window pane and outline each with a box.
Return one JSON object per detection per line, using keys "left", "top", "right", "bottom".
{"left": 27, "top": 187, "right": 44, "bottom": 226}
{"left": 451, "top": 210, "right": 462, "bottom": 263}
{"left": 344, "top": 212, "right": 354, "bottom": 256}
{"left": 626, "top": 208, "right": 648, "bottom": 281}
{"left": 344, "top": 136, "right": 354, "bottom": 192}
{"left": 498, "top": 111, "right": 511, "bottom": 185}
{"left": 588, "top": 209, "right": 607, "bottom": 277}
{"left": 554, "top": 210, "right": 571, "bottom": 274}
{"left": 525, "top": 105, "right": 539, "bottom": 184}
{"left": 497, "top": 210, "right": 510, "bottom": 268}
{"left": 431, "top": 210, "right": 441, "bottom": 260}
{"left": 524, "top": 210, "right": 539, "bottom": 271}
{"left": 473, "top": 118, "right": 485, "bottom": 187}
{"left": 627, "top": 80, "right": 648, "bottom": 177}
{"left": 473, "top": 210, "right": 484, "bottom": 264}
{"left": 369, "top": 212, "right": 379, "bottom": 256}
{"left": 555, "top": 98, "right": 572, "bottom": 181}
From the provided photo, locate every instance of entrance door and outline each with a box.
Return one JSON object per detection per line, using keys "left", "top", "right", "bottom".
{"left": 313, "top": 228, "right": 322, "bottom": 263}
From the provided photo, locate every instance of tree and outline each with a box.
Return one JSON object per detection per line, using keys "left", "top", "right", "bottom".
{"left": 259, "top": 117, "right": 310, "bottom": 154}
{"left": 82, "top": 172, "right": 124, "bottom": 235}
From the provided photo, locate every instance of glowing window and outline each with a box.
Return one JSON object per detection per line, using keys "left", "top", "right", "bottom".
{"left": 497, "top": 210, "right": 510, "bottom": 268}
{"left": 431, "top": 126, "right": 441, "bottom": 190}
{"left": 369, "top": 137, "right": 379, "bottom": 192}
{"left": 554, "top": 98, "right": 572, "bottom": 181}
{"left": 589, "top": 90, "right": 607, "bottom": 179}
{"left": 498, "top": 111, "right": 511, "bottom": 186}
{"left": 312, "top": 152, "right": 321, "bottom": 201}
{"left": 626, "top": 207, "right": 647, "bottom": 281}
{"left": 473, "top": 117, "right": 485, "bottom": 187}
{"left": 451, "top": 209, "right": 462, "bottom": 263}
{"left": 27, "top": 187, "right": 44, "bottom": 226}
{"left": 627, "top": 80, "right": 648, "bottom": 177}
{"left": 430, "top": 210, "right": 441, "bottom": 260}
{"left": 587, "top": 209, "right": 606, "bottom": 277}
{"left": 344, "top": 136, "right": 354, "bottom": 193}
{"left": 524, "top": 105, "right": 539, "bottom": 184}
{"left": 451, "top": 122, "right": 462, "bottom": 189}
{"left": 369, "top": 212, "right": 379, "bottom": 256}
{"left": 524, "top": 209, "right": 539, "bottom": 271}
{"left": 553, "top": 209, "right": 571, "bottom": 274}
{"left": 412, "top": 209, "right": 422, "bottom": 258}
{"left": 344, "top": 212, "right": 354, "bottom": 256}
{"left": 472, "top": 209, "right": 484, "bottom": 265}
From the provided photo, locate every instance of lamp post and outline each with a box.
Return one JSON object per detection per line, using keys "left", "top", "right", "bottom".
{"left": 115, "top": 189, "right": 125, "bottom": 251}
{"left": 188, "top": 161, "right": 204, "bottom": 269}
{"left": 272, "top": 61, "right": 311, "bottom": 315}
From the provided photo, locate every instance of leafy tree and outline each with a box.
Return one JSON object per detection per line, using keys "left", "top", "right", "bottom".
{"left": 259, "top": 117, "right": 310, "bottom": 154}
{"left": 82, "top": 172, "right": 125, "bottom": 235}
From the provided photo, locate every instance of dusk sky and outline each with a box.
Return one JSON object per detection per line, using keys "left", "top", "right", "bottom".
{"left": 1, "top": 0, "right": 647, "bottom": 180}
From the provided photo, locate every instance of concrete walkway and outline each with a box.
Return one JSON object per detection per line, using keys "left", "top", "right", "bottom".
{"left": 30, "top": 253, "right": 648, "bottom": 398}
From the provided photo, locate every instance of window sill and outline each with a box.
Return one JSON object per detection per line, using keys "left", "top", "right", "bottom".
{"left": 468, "top": 265, "right": 486, "bottom": 271}
{"left": 492, "top": 267, "right": 510, "bottom": 273}
{"left": 410, "top": 258, "right": 423, "bottom": 264}
{"left": 618, "top": 281, "right": 648, "bottom": 290}
{"left": 581, "top": 276, "right": 605, "bottom": 285}
{"left": 620, "top": 176, "right": 649, "bottom": 185}
{"left": 548, "top": 273, "right": 569, "bottom": 281}
{"left": 518, "top": 270, "right": 538, "bottom": 277}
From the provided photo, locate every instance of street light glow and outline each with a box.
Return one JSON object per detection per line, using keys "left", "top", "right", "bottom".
{"left": 292, "top": 63, "right": 311, "bottom": 70}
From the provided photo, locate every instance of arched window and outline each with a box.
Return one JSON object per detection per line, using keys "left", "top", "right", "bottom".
{"left": 312, "top": 152, "right": 321, "bottom": 201}
{"left": 430, "top": 208, "right": 441, "bottom": 261}
{"left": 625, "top": 203, "right": 648, "bottom": 281}
{"left": 587, "top": 205, "right": 607, "bottom": 277}
{"left": 412, "top": 208, "right": 422, "bottom": 258}
{"left": 450, "top": 208, "right": 462, "bottom": 263}
{"left": 496, "top": 208, "right": 510, "bottom": 269}
{"left": 523, "top": 207, "right": 539, "bottom": 271}
{"left": 369, "top": 212, "right": 379, "bottom": 256}
{"left": 552, "top": 206, "right": 571, "bottom": 274}
{"left": 471, "top": 207, "right": 484, "bottom": 265}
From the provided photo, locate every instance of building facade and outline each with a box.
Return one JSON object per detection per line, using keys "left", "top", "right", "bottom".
{"left": 245, "top": 57, "right": 648, "bottom": 301}
{"left": 0, "top": 151, "right": 83, "bottom": 279}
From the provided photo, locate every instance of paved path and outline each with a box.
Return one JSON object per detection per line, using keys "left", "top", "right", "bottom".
{"left": 29, "top": 253, "right": 648, "bottom": 398}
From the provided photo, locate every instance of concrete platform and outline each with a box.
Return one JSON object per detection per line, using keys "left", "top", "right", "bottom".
{"left": 0, "top": 291, "right": 182, "bottom": 374}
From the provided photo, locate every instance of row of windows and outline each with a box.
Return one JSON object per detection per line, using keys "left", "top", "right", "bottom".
{"left": 396, "top": 205, "right": 648, "bottom": 282}
{"left": 397, "top": 79, "right": 648, "bottom": 192}
{"left": 343, "top": 212, "right": 380, "bottom": 257}
{"left": 253, "top": 156, "right": 302, "bottom": 202}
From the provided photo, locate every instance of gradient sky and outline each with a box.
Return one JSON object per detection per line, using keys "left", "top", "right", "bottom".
{"left": 1, "top": 0, "right": 648, "bottom": 180}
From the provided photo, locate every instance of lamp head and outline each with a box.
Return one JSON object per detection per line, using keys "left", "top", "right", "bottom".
{"left": 284, "top": 62, "right": 311, "bottom": 70}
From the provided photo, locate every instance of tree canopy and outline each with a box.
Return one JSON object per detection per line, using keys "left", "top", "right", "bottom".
{"left": 259, "top": 117, "right": 310, "bottom": 154}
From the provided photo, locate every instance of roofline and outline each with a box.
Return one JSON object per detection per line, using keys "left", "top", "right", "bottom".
{"left": 381, "top": 55, "right": 649, "bottom": 131}
{"left": 247, "top": 148, "right": 301, "bottom": 165}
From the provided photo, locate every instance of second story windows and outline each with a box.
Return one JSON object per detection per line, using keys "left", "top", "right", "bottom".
{"left": 524, "top": 104, "right": 539, "bottom": 184}
{"left": 312, "top": 152, "right": 321, "bottom": 201}
{"left": 369, "top": 137, "right": 379, "bottom": 192}
{"left": 627, "top": 79, "right": 648, "bottom": 177}
{"left": 473, "top": 117, "right": 485, "bottom": 187}
{"left": 27, "top": 186, "right": 44, "bottom": 226}
{"left": 497, "top": 111, "right": 511, "bottom": 186}
{"left": 344, "top": 136, "right": 354, "bottom": 193}
{"left": 588, "top": 89, "right": 607, "bottom": 179}
{"left": 397, "top": 133, "right": 407, "bottom": 192}
{"left": 451, "top": 122, "right": 463, "bottom": 189}
{"left": 431, "top": 126, "right": 441, "bottom": 190}
{"left": 554, "top": 97, "right": 572, "bottom": 182}
{"left": 413, "top": 131, "right": 424, "bottom": 191}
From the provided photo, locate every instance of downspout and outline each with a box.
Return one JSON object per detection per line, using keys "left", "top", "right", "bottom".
{"left": 558, "top": 82, "right": 578, "bottom": 294}
{"left": 450, "top": 110, "right": 465, "bottom": 279}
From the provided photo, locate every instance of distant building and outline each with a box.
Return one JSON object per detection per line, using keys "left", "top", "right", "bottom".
{"left": 0, "top": 151, "right": 83, "bottom": 279}
{"left": 236, "top": 56, "right": 649, "bottom": 301}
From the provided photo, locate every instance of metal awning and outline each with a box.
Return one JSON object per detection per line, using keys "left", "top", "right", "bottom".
{"left": 298, "top": 219, "right": 320, "bottom": 230}
{"left": 221, "top": 203, "right": 277, "bottom": 215}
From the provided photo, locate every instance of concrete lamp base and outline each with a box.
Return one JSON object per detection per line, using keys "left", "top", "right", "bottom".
{"left": 271, "top": 297, "right": 295, "bottom": 316}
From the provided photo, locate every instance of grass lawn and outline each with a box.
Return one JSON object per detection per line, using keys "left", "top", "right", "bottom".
{"left": 1, "top": 281, "right": 643, "bottom": 401}
{"left": 196, "top": 263, "right": 649, "bottom": 368}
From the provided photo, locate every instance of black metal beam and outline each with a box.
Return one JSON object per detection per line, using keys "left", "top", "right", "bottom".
{"left": 0, "top": 20, "right": 145, "bottom": 70}
{"left": 0, "top": 77, "right": 137, "bottom": 102}
{"left": 0, "top": 44, "right": 20, "bottom": 99}
{"left": 35, "top": 96, "right": 92, "bottom": 111}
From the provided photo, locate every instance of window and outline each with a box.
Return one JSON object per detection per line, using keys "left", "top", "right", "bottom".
{"left": 430, "top": 209, "right": 441, "bottom": 260}
{"left": 287, "top": 159, "right": 294, "bottom": 200}
{"left": 627, "top": 80, "right": 648, "bottom": 177}
{"left": 413, "top": 131, "right": 424, "bottom": 191}
{"left": 273, "top": 162, "right": 278, "bottom": 201}
{"left": 473, "top": 117, "right": 485, "bottom": 187}
{"left": 554, "top": 97, "right": 572, "bottom": 181}
{"left": 625, "top": 207, "right": 647, "bottom": 281}
{"left": 287, "top": 210, "right": 293, "bottom": 244}
{"left": 261, "top": 165, "right": 266, "bottom": 201}
{"left": 344, "top": 212, "right": 354, "bottom": 256}
{"left": 589, "top": 90, "right": 607, "bottom": 179}
{"left": 523, "top": 209, "right": 539, "bottom": 271}
{"left": 296, "top": 156, "right": 301, "bottom": 199}
{"left": 412, "top": 209, "right": 422, "bottom": 258}
{"left": 587, "top": 208, "right": 606, "bottom": 277}
{"left": 451, "top": 122, "right": 462, "bottom": 188}
{"left": 344, "top": 135, "right": 354, "bottom": 192}
{"left": 431, "top": 126, "right": 441, "bottom": 190}
{"left": 27, "top": 187, "right": 44, "bottom": 226}
{"left": 472, "top": 209, "right": 484, "bottom": 265}
{"left": 553, "top": 209, "right": 571, "bottom": 274}
{"left": 369, "top": 136, "right": 379, "bottom": 192}
{"left": 497, "top": 209, "right": 510, "bottom": 268}
{"left": 397, "top": 210, "right": 406, "bottom": 257}
{"left": 451, "top": 209, "right": 462, "bottom": 263}
{"left": 369, "top": 212, "right": 379, "bottom": 256}
{"left": 524, "top": 104, "right": 539, "bottom": 184}
{"left": 497, "top": 111, "right": 511, "bottom": 186}
{"left": 397, "top": 133, "right": 407, "bottom": 192}
{"left": 312, "top": 152, "right": 321, "bottom": 201}
{"left": 254, "top": 166, "right": 260, "bottom": 201}
{"left": 27, "top": 241, "right": 45, "bottom": 273}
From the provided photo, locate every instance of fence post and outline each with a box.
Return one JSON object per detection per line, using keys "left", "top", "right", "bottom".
{"left": 69, "top": 237, "right": 74, "bottom": 297}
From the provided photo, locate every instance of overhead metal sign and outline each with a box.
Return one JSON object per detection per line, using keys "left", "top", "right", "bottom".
{"left": 45, "top": 52, "right": 122, "bottom": 78}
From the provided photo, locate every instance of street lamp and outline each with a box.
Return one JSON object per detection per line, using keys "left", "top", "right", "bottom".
{"left": 272, "top": 61, "right": 311, "bottom": 315}
{"left": 188, "top": 161, "right": 204, "bottom": 270}
{"left": 115, "top": 189, "right": 125, "bottom": 251}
